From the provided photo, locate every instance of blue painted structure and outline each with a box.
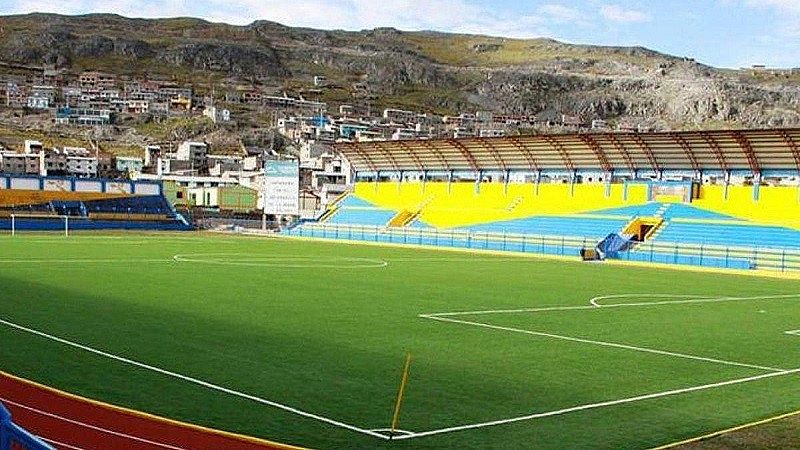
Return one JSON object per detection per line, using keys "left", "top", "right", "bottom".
{"left": 461, "top": 216, "right": 628, "bottom": 239}
{"left": 656, "top": 222, "right": 800, "bottom": 249}
{"left": 0, "top": 402, "right": 53, "bottom": 450}
{"left": 0, "top": 175, "right": 191, "bottom": 231}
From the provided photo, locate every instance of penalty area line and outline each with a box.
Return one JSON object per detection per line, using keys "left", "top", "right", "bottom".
{"left": 0, "top": 318, "right": 389, "bottom": 441}
{"left": 419, "top": 315, "right": 786, "bottom": 373}
{"left": 392, "top": 366, "right": 800, "bottom": 440}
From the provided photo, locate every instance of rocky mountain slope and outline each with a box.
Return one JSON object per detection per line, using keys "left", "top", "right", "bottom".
{"left": 1, "top": 13, "right": 799, "bottom": 129}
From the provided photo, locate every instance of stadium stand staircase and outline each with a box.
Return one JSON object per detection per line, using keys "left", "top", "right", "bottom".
{"left": 317, "top": 192, "right": 350, "bottom": 223}
{"left": 387, "top": 209, "right": 419, "bottom": 227}
{"left": 505, "top": 196, "right": 523, "bottom": 212}
{"left": 288, "top": 190, "right": 800, "bottom": 272}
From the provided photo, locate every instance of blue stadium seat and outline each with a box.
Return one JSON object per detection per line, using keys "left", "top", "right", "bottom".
{"left": 327, "top": 207, "right": 396, "bottom": 226}
{"left": 83, "top": 195, "right": 174, "bottom": 216}
{"left": 461, "top": 216, "right": 628, "bottom": 239}
{"left": 656, "top": 222, "right": 800, "bottom": 249}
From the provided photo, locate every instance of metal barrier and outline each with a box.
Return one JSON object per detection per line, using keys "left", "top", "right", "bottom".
{"left": 286, "top": 223, "right": 800, "bottom": 272}
{"left": 0, "top": 402, "right": 53, "bottom": 450}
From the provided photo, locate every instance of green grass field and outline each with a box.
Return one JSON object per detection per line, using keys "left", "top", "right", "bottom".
{"left": 1, "top": 232, "right": 800, "bottom": 449}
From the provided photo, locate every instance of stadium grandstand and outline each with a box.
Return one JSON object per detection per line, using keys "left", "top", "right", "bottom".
{"left": 287, "top": 128, "right": 800, "bottom": 272}
{"left": 0, "top": 175, "right": 191, "bottom": 232}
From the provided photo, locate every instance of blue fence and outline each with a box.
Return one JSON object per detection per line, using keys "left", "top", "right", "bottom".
{"left": 0, "top": 402, "right": 53, "bottom": 450}
{"left": 285, "top": 223, "right": 800, "bottom": 272}
{"left": 0, "top": 215, "right": 192, "bottom": 232}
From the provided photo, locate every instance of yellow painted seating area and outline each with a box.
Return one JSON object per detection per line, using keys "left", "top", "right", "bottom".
{"left": 352, "top": 182, "right": 800, "bottom": 232}
{"left": 354, "top": 182, "right": 650, "bottom": 228}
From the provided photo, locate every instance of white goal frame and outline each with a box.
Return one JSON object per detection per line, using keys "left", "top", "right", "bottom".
{"left": 9, "top": 214, "right": 70, "bottom": 237}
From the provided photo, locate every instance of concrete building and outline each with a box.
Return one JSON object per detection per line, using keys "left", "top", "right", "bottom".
{"left": 24, "top": 140, "right": 44, "bottom": 154}
{"left": 66, "top": 156, "right": 98, "bottom": 178}
{"left": 26, "top": 93, "right": 50, "bottom": 109}
{"left": 176, "top": 141, "right": 209, "bottom": 174}
{"left": 79, "top": 71, "right": 116, "bottom": 89}
{"left": 43, "top": 149, "right": 69, "bottom": 176}
{"left": 116, "top": 156, "right": 144, "bottom": 175}
{"left": 203, "top": 105, "right": 231, "bottom": 124}
{"left": 55, "top": 107, "right": 112, "bottom": 125}
{"left": 1, "top": 151, "right": 44, "bottom": 175}
{"left": 383, "top": 108, "right": 417, "bottom": 124}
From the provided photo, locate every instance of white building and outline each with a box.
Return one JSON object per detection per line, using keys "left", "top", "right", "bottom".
{"left": 383, "top": 108, "right": 417, "bottom": 124}
{"left": 203, "top": 105, "right": 231, "bottom": 124}
{"left": 27, "top": 94, "right": 50, "bottom": 109}
{"left": 176, "top": 141, "right": 209, "bottom": 172}
{"left": 24, "top": 140, "right": 43, "bottom": 154}
{"left": 391, "top": 128, "right": 418, "bottom": 140}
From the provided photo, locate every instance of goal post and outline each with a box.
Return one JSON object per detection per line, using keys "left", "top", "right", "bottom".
{"left": 8, "top": 214, "right": 70, "bottom": 237}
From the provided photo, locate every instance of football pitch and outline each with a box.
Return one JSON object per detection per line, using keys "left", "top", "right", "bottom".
{"left": 1, "top": 232, "right": 800, "bottom": 449}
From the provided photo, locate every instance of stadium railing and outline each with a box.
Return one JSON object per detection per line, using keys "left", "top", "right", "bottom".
{"left": 286, "top": 223, "right": 800, "bottom": 272}
{"left": 0, "top": 402, "right": 53, "bottom": 450}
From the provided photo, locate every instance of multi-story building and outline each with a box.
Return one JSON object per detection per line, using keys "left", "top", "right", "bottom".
{"left": 391, "top": 128, "right": 418, "bottom": 140}
{"left": 383, "top": 108, "right": 417, "bottom": 125}
{"left": 1, "top": 151, "right": 43, "bottom": 175}
{"left": 55, "top": 107, "right": 112, "bottom": 125}
{"left": 175, "top": 141, "right": 209, "bottom": 174}
{"left": 5, "top": 83, "right": 29, "bottom": 107}
{"left": 24, "top": 140, "right": 44, "bottom": 154}
{"left": 203, "top": 105, "right": 231, "bottom": 124}
{"left": 43, "top": 149, "right": 69, "bottom": 176}
{"left": 116, "top": 156, "right": 144, "bottom": 175}
{"left": 79, "top": 71, "right": 116, "bottom": 89}
{"left": 27, "top": 93, "right": 50, "bottom": 109}
{"left": 66, "top": 156, "right": 98, "bottom": 178}
{"left": 125, "top": 100, "right": 149, "bottom": 114}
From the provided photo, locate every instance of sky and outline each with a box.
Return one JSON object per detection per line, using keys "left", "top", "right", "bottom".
{"left": 2, "top": 0, "right": 800, "bottom": 68}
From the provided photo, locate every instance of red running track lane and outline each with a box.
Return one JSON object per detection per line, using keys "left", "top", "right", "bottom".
{"left": 0, "top": 371, "right": 304, "bottom": 450}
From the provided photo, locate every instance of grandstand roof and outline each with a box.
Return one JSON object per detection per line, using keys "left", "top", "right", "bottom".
{"left": 335, "top": 128, "right": 800, "bottom": 174}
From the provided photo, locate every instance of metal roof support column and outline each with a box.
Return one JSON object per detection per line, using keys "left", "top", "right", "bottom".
{"left": 732, "top": 131, "right": 761, "bottom": 178}
{"left": 570, "top": 170, "right": 577, "bottom": 197}
{"left": 447, "top": 139, "right": 480, "bottom": 173}
{"left": 631, "top": 134, "right": 659, "bottom": 176}
{"left": 779, "top": 130, "right": 800, "bottom": 177}
{"left": 543, "top": 135, "right": 575, "bottom": 172}
{"left": 724, "top": 170, "right": 731, "bottom": 201}
{"left": 477, "top": 137, "right": 506, "bottom": 171}
{"left": 448, "top": 170, "right": 453, "bottom": 194}
{"left": 579, "top": 134, "right": 613, "bottom": 175}
{"left": 509, "top": 137, "right": 540, "bottom": 172}
{"left": 671, "top": 133, "right": 701, "bottom": 179}
{"left": 700, "top": 132, "right": 728, "bottom": 173}
{"left": 607, "top": 134, "right": 637, "bottom": 177}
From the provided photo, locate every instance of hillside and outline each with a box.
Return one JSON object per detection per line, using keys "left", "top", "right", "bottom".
{"left": 1, "top": 13, "right": 800, "bottom": 129}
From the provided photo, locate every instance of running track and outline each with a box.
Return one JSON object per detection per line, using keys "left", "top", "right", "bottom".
{"left": 0, "top": 371, "right": 300, "bottom": 450}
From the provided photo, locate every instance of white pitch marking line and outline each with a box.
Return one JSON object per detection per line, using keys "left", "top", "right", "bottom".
{"left": 406, "top": 292, "right": 800, "bottom": 440}
{"left": 420, "top": 314, "right": 786, "bottom": 373}
{"left": 0, "top": 258, "right": 172, "bottom": 264}
{"left": 425, "top": 293, "right": 800, "bottom": 318}
{"left": 391, "top": 367, "right": 800, "bottom": 440}
{"left": 369, "top": 428, "right": 417, "bottom": 436}
{"left": 785, "top": 329, "right": 800, "bottom": 336}
{"left": 171, "top": 254, "right": 389, "bottom": 269}
{"left": 0, "top": 396, "right": 188, "bottom": 450}
{"left": 40, "top": 437, "right": 86, "bottom": 450}
{"left": 0, "top": 318, "right": 390, "bottom": 441}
